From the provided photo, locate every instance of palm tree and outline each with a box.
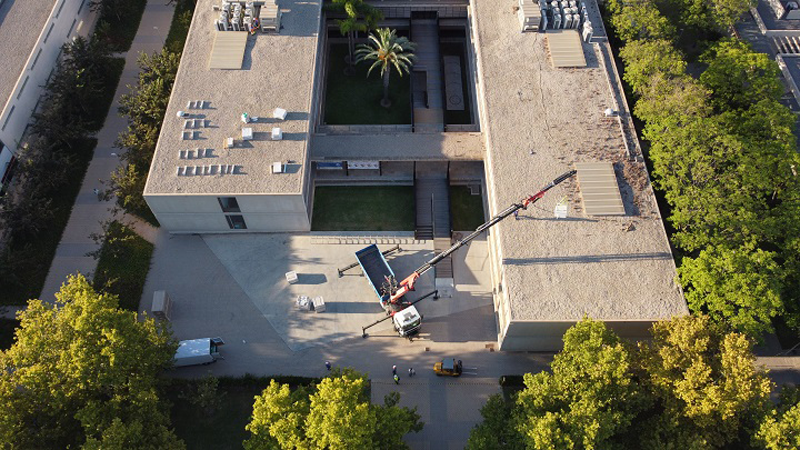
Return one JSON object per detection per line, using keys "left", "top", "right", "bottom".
{"left": 355, "top": 28, "right": 416, "bottom": 108}
{"left": 329, "top": 0, "right": 383, "bottom": 75}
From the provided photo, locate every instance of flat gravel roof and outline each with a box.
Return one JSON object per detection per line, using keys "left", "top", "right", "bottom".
{"left": 145, "top": 0, "right": 321, "bottom": 195}
{"left": 0, "top": 0, "right": 56, "bottom": 112}
{"left": 472, "top": 0, "right": 687, "bottom": 321}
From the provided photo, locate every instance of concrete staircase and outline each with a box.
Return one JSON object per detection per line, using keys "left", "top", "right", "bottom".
{"left": 414, "top": 162, "right": 451, "bottom": 241}
{"left": 411, "top": 13, "right": 444, "bottom": 133}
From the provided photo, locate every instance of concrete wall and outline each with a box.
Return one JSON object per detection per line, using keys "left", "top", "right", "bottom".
{"left": 0, "top": 0, "right": 95, "bottom": 163}
{"left": 498, "top": 319, "right": 654, "bottom": 351}
{"left": 145, "top": 194, "right": 311, "bottom": 233}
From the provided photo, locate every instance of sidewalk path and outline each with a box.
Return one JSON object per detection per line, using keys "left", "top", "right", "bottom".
{"left": 39, "top": 1, "right": 174, "bottom": 301}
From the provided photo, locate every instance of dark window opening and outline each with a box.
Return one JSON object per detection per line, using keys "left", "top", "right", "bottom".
{"left": 218, "top": 197, "right": 240, "bottom": 212}
{"left": 226, "top": 215, "right": 247, "bottom": 230}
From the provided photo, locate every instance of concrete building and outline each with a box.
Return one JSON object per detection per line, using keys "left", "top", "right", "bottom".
{"left": 0, "top": 0, "right": 95, "bottom": 187}
{"left": 145, "top": 0, "right": 687, "bottom": 350}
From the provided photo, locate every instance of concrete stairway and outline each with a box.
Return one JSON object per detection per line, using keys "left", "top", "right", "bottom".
{"left": 411, "top": 14, "right": 444, "bottom": 133}
{"left": 414, "top": 162, "right": 451, "bottom": 242}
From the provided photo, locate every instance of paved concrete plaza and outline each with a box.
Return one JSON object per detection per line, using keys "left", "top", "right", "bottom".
{"left": 200, "top": 233, "right": 494, "bottom": 351}
{"left": 140, "top": 230, "right": 551, "bottom": 448}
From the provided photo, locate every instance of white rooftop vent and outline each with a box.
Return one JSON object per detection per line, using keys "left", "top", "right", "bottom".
{"left": 273, "top": 108, "right": 287, "bottom": 120}
{"left": 272, "top": 162, "right": 284, "bottom": 173}
{"left": 271, "top": 127, "right": 283, "bottom": 140}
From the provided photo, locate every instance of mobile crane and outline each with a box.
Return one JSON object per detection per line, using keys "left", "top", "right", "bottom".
{"left": 349, "top": 169, "right": 577, "bottom": 338}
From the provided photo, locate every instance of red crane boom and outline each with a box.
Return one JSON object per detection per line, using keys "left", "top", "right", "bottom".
{"left": 389, "top": 169, "right": 577, "bottom": 303}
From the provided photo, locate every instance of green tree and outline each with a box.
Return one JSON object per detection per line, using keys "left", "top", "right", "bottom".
{"left": 355, "top": 28, "right": 416, "bottom": 108}
{"left": 244, "top": 369, "right": 422, "bottom": 450}
{"left": 466, "top": 394, "right": 525, "bottom": 450}
{"left": 328, "top": 0, "right": 383, "bottom": 74}
{"left": 700, "top": 39, "right": 783, "bottom": 111}
{"left": 514, "top": 320, "right": 648, "bottom": 449}
{"left": 619, "top": 40, "right": 686, "bottom": 96}
{"left": 0, "top": 275, "right": 182, "bottom": 449}
{"left": 637, "top": 315, "right": 772, "bottom": 449}
{"left": 673, "top": 0, "right": 754, "bottom": 32}
{"left": 606, "top": 0, "right": 675, "bottom": 43}
{"left": 756, "top": 387, "right": 800, "bottom": 450}
{"left": 109, "top": 49, "right": 181, "bottom": 222}
{"left": 679, "top": 243, "right": 784, "bottom": 338}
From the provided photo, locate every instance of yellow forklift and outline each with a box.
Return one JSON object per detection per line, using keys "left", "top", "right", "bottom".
{"left": 434, "top": 358, "right": 463, "bottom": 377}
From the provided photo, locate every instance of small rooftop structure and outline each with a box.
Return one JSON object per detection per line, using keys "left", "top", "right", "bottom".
{"left": 575, "top": 162, "right": 625, "bottom": 216}
{"left": 209, "top": 31, "right": 249, "bottom": 69}
{"left": 546, "top": 30, "right": 587, "bottom": 68}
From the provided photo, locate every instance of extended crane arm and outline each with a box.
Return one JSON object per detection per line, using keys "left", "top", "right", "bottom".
{"left": 389, "top": 170, "right": 576, "bottom": 303}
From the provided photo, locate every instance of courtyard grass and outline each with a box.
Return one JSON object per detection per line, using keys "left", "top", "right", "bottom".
{"left": 323, "top": 44, "right": 412, "bottom": 125}
{"left": 93, "top": 221, "right": 154, "bottom": 312}
{"left": 167, "top": 376, "right": 318, "bottom": 450}
{"left": 312, "top": 186, "right": 415, "bottom": 231}
{"left": 450, "top": 185, "right": 485, "bottom": 231}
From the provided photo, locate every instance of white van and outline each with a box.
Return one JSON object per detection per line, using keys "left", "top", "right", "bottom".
{"left": 174, "top": 337, "right": 225, "bottom": 367}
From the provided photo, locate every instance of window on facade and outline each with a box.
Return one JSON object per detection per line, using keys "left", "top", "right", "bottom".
{"left": 16, "top": 77, "right": 29, "bottom": 99}
{"left": 2, "top": 106, "right": 14, "bottom": 131}
{"left": 218, "top": 197, "right": 241, "bottom": 212}
{"left": 226, "top": 215, "right": 247, "bottom": 230}
{"left": 44, "top": 23, "right": 55, "bottom": 43}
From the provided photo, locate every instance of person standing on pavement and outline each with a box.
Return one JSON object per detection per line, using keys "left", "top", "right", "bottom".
{"left": 393, "top": 374, "right": 400, "bottom": 384}
{"left": 325, "top": 360, "right": 331, "bottom": 371}
{"left": 408, "top": 367, "right": 413, "bottom": 377}
{"left": 392, "top": 365, "right": 397, "bottom": 376}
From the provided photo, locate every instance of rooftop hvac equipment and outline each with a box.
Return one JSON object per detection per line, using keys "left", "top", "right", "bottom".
{"left": 582, "top": 21, "right": 593, "bottom": 42}
{"left": 569, "top": 0, "right": 577, "bottom": 8}
{"left": 260, "top": 0, "right": 281, "bottom": 33}
{"left": 565, "top": 14, "right": 573, "bottom": 29}
{"left": 271, "top": 127, "right": 283, "bottom": 140}
{"left": 519, "top": 0, "right": 544, "bottom": 31}
{"left": 552, "top": 8, "right": 561, "bottom": 29}
{"left": 272, "top": 162, "right": 284, "bottom": 173}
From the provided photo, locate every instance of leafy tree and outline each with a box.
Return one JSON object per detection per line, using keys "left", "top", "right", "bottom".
{"left": 0, "top": 275, "right": 182, "bottom": 449}
{"left": 700, "top": 39, "right": 783, "bottom": 111}
{"left": 514, "top": 320, "right": 648, "bottom": 449}
{"left": 620, "top": 40, "right": 686, "bottom": 96}
{"left": 244, "top": 369, "right": 422, "bottom": 450}
{"left": 606, "top": 0, "right": 675, "bottom": 43}
{"left": 636, "top": 315, "right": 772, "bottom": 449}
{"left": 328, "top": 0, "right": 383, "bottom": 74}
{"left": 89, "top": 0, "right": 133, "bottom": 22}
{"left": 109, "top": 49, "right": 181, "bottom": 222}
{"left": 466, "top": 394, "right": 525, "bottom": 450}
{"left": 672, "top": 0, "right": 754, "bottom": 32}
{"left": 355, "top": 28, "right": 416, "bottom": 108}
{"left": 756, "top": 387, "right": 800, "bottom": 450}
{"left": 679, "top": 243, "right": 784, "bottom": 339}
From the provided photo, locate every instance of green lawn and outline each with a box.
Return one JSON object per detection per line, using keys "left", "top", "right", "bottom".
{"left": 324, "top": 44, "right": 412, "bottom": 125}
{"left": 167, "top": 376, "right": 317, "bottom": 450}
{"left": 166, "top": 0, "right": 198, "bottom": 54}
{"left": 450, "top": 186, "right": 485, "bottom": 231}
{"left": 0, "top": 319, "right": 19, "bottom": 350}
{"left": 93, "top": 221, "right": 154, "bottom": 312}
{"left": 312, "top": 186, "right": 415, "bottom": 231}
{"left": 95, "top": 0, "right": 148, "bottom": 52}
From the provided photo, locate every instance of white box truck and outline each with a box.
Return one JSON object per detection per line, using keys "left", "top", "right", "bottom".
{"left": 174, "top": 337, "right": 225, "bottom": 367}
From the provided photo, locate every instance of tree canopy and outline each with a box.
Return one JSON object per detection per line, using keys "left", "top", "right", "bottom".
{"left": 0, "top": 275, "right": 182, "bottom": 449}
{"left": 468, "top": 318, "right": 781, "bottom": 450}
{"left": 244, "top": 369, "right": 423, "bottom": 450}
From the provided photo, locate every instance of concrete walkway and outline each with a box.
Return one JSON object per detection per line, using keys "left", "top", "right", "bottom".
{"left": 39, "top": 1, "right": 175, "bottom": 301}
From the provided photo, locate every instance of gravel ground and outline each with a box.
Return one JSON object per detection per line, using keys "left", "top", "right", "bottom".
{"left": 472, "top": 0, "right": 687, "bottom": 321}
